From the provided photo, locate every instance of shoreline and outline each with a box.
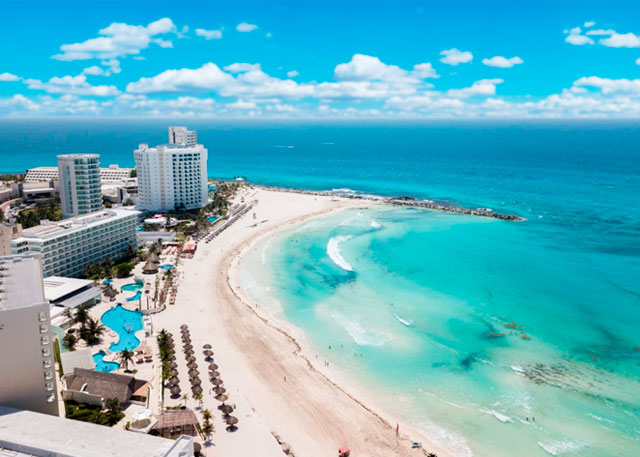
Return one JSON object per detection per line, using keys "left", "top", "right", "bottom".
{"left": 252, "top": 183, "right": 525, "bottom": 221}
{"left": 155, "top": 186, "right": 455, "bottom": 457}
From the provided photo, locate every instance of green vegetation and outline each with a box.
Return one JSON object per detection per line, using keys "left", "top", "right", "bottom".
{"left": 82, "top": 245, "right": 136, "bottom": 280}
{"left": 16, "top": 198, "right": 61, "bottom": 228}
{"left": 129, "top": 169, "right": 137, "bottom": 178}
{"left": 117, "top": 349, "right": 135, "bottom": 372}
{"left": 65, "top": 400, "right": 124, "bottom": 427}
{"left": 78, "top": 316, "right": 106, "bottom": 346}
{"left": 113, "top": 262, "right": 133, "bottom": 278}
{"left": 0, "top": 173, "right": 24, "bottom": 182}
{"left": 53, "top": 338, "right": 63, "bottom": 377}
{"left": 63, "top": 332, "right": 77, "bottom": 351}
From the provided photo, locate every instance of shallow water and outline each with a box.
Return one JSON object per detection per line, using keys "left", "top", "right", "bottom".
{"left": 239, "top": 206, "right": 640, "bottom": 457}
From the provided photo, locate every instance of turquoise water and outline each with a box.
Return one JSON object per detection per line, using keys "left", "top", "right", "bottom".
{"left": 93, "top": 350, "right": 119, "bottom": 373}
{"left": 102, "top": 279, "right": 113, "bottom": 285}
{"left": 121, "top": 283, "right": 143, "bottom": 292}
{"left": 126, "top": 291, "right": 142, "bottom": 301}
{"left": 208, "top": 216, "right": 218, "bottom": 223}
{"left": 101, "top": 304, "right": 143, "bottom": 352}
{"left": 240, "top": 206, "right": 640, "bottom": 457}
{"left": 159, "top": 264, "right": 173, "bottom": 270}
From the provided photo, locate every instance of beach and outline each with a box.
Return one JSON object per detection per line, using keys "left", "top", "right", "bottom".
{"left": 152, "top": 186, "right": 452, "bottom": 457}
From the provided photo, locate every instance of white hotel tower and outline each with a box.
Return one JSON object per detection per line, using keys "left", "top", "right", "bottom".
{"left": 0, "top": 254, "right": 59, "bottom": 416}
{"left": 57, "top": 154, "right": 103, "bottom": 219}
{"left": 134, "top": 127, "right": 209, "bottom": 212}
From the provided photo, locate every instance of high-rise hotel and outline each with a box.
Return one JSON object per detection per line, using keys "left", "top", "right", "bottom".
{"left": 57, "top": 154, "right": 103, "bottom": 218}
{"left": 0, "top": 254, "right": 59, "bottom": 415}
{"left": 134, "top": 127, "right": 209, "bottom": 212}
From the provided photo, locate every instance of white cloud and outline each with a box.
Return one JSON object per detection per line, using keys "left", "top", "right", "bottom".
{"left": 287, "top": 70, "right": 299, "bottom": 78}
{"left": 335, "top": 54, "right": 418, "bottom": 83}
{"left": 265, "top": 32, "right": 272, "bottom": 38}
{"left": 223, "top": 63, "right": 261, "bottom": 73}
{"left": 0, "top": 72, "right": 21, "bottom": 82}
{"left": 599, "top": 32, "right": 640, "bottom": 48}
{"left": 586, "top": 29, "right": 615, "bottom": 36}
{"left": 236, "top": 22, "right": 258, "bottom": 32}
{"left": 573, "top": 76, "right": 640, "bottom": 94}
{"left": 52, "top": 18, "right": 178, "bottom": 62}
{"left": 636, "top": 57, "right": 640, "bottom": 65}
{"left": 584, "top": 21, "right": 596, "bottom": 28}
{"left": 24, "top": 74, "right": 120, "bottom": 96}
{"left": 195, "top": 28, "right": 222, "bottom": 40}
{"left": 482, "top": 56, "right": 523, "bottom": 68}
{"left": 82, "top": 66, "right": 106, "bottom": 76}
{"left": 227, "top": 99, "right": 257, "bottom": 110}
{"left": 565, "top": 27, "right": 594, "bottom": 45}
{"left": 439, "top": 48, "right": 473, "bottom": 65}
{"left": 412, "top": 63, "right": 439, "bottom": 79}
{"left": 447, "top": 79, "right": 504, "bottom": 98}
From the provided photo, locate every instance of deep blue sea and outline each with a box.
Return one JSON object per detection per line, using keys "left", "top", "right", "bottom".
{"left": 2, "top": 119, "right": 639, "bottom": 456}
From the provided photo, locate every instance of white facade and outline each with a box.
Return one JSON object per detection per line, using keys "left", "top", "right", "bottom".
{"left": 0, "top": 255, "right": 59, "bottom": 416}
{"left": 11, "top": 208, "right": 140, "bottom": 278}
{"left": 58, "top": 154, "right": 103, "bottom": 218}
{"left": 134, "top": 129, "right": 208, "bottom": 211}
{"left": 25, "top": 165, "right": 133, "bottom": 183}
{"left": 169, "top": 126, "right": 197, "bottom": 146}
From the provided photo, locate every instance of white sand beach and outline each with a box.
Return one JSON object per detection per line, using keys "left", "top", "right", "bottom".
{"left": 152, "top": 187, "right": 453, "bottom": 457}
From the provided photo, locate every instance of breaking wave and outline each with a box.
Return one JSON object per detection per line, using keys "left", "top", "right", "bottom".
{"left": 327, "top": 235, "right": 354, "bottom": 271}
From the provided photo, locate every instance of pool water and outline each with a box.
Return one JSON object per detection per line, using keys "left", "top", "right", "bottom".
{"left": 102, "top": 279, "right": 113, "bottom": 285}
{"left": 93, "top": 350, "right": 119, "bottom": 372}
{"left": 208, "top": 216, "right": 218, "bottom": 223}
{"left": 51, "top": 326, "right": 68, "bottom": 353}
{"left": 121, "top": 283, "right": 143, "bottom": 292}
{"left": 159, "top": 264, "right": 173, "bottom": 270}
{"left": 101, "top": 304, "right": 143, "bottom": 352}
{"left": 137, "top": 225, "right": 144, "bottom": 232}
{"left": 126, "top": 291, "right": 142, "bottom": 301}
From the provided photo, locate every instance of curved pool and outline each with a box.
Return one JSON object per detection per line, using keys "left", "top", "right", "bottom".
{"left": 121, "top": 283, "right": 143, "bottom": 292}
{"left": 126, "top": 291, "right": 142, "bottom": 301}
{"left": 159, "top": 264, "right": 173, "bottom": 270}
{"left": 93, "top": 350, "right": 119, "bottom": 372}
{"left": 101, "top": 304, "right": 143, "bottom": 352}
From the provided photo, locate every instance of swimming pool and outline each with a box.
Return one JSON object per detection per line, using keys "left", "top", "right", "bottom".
{"left": 121, "top": 283, "right": 143, "bottom": 292}
{"left": 51, "top": 326, "right": 68, "bottom": 353}
{"left": 126, "top": 291, "right": 142, "bottom": 301}
{"left": 101, "top": 304, "right": 143, "bottom": 352}
{"left": 102, "top": 279, "right": 113, "bottom": 285}
{"left": 208, "top": 216, "right": 218, "bottom": 223}
{"left": 93, "top": 350, "right": 119, "bottom": 372}
{"left": 159, "top": 264, "right": 172, "bottom": 270}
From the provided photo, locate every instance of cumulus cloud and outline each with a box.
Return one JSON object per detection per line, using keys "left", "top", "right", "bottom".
{"left": 223, "top": 63, "right": 261, "bottom": 73}
{"left": 636, "top": 57, "right": 640, "bottom": 65}
{"left": 439, "top": 48, "right": 473, "bottom": 65}
{"left": 565, "top": 27, "right": 594, "bottom": 45}
{"left": 412, "top": 63, "right": 439, "bottom": 79}
{"left": 24, "top": 74, "right": 120, "bottom": 96}
{"left": 287, "top": 70, "right": 299, "bottom": 78}
{"left": 447, "top": 79, "right": 504, "bottom": 98}
{"left": 584, "top": 21, "right": 596, "bottom": 28}
{"left": 82, "top": 66, "right": 106, "bottom": 76}
{"left": 482, "top": 56, "right": 523, "bottom": 68}
{"left": 0, "top": 72, "right": 21, "bottom": 82}
{"left": 195, "top": 28, "right": 222, "bottom": 40}
{"left": 573, "top": 76, "right": 640, "bottom": 94}
{"left": 52, "top": 18, "right": 178, "bottom": 63}
{"left": 599, "top": 32, "right": 640, "bottom": 48}
{"left": 236, "top": 22, "right": 258, "bottom": 32}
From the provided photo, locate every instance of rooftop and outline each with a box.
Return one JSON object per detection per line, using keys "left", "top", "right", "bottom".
{"left": 64, "top": 368, "right": 146, "bottom": 404}
{"left": 43, "top": 276, "right": 94, "bottom": 302}
{"left": 0, "top": 405, "right": 193, "bottom": 457}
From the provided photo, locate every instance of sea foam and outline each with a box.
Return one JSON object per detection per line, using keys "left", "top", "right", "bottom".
{"left": 538, "top": 440, "right": 586, "bottom": 456}
{"left": 327, "top": 235, "right": 354, "bottom": 271}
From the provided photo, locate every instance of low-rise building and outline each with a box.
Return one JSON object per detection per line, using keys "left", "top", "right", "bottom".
{"left": 0, "top": 405, "right": 194, "bottom": 457}
{"left": 0, "top": 222, "right": 22, "bottom": 256}
{"left": 62, "top": 368, "right": 149, "bottom": 408}
{"left": 11, "top": 208, "right": 140, "bottom": 278}
{"left": 25, "top": 165, "right": 134, "bottom": 183}
{"left": 43, "top": 276, "right": 102, "bottom": 324}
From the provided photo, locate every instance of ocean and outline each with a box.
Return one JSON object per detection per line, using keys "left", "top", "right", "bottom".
{"left": 2, "top": 119, "right": 639, "bottom": 456}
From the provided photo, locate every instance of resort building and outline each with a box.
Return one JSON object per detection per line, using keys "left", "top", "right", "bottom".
{"left": 25, "top": 164, "right": 134, "bottom": 183}
{"left": 0, "top": 255, "right": 59, "bottom": 416}
{"left": 58, "top": 154, "right": 103, "bottom": 218}
{"left": 169, "top": 125, "right": 198, "bottom": 146}
{"left": 43, "top": 276, "right": 102, "bottom": 325}
{"left": 61, "top": 368, "right": 149, "bottom": 408}
{"left": 134, "top": 130, "right": 209, "bottom": 212}
{"left": 0, "top": 405, "right": 195, "bottom": 457}
{"left": 0, "top": 222, "right": 22, "bottom": 256}
{"left": 10, "top": 208, "right": 140, "bottom": 278}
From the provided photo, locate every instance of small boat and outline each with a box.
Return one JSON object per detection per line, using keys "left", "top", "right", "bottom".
{"left": 504, "top": 321, "right": 518, "bottom": 329}
{"left": 489, "top": 333, "right": 506, "bottom": 338}
{"left": 521, "top": 334, "right": 532, "bottom": 340}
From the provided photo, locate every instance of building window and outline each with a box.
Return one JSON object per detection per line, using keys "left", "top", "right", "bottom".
{"left": 43, "top": 359, "right": 52, "bottom": 369}
{"left": 39, "top": 324, "right": 48, "bottom": 334}
{"left": 45, "top": 382, "right": 55, "bottom": 392}
{"left": 38, "top": 311, "right": 47, "bottom": 322}
{"left": 46, "top": 394, "right": 56, "bottom": 403}
{"left": 44, "top": 371, "right": 53, "bottom": 381}
{"left": 42, "top": 348, "right": 51, "bottom": 357}
{"left": 41, "top": 336, "right": 50, "bottom": 345}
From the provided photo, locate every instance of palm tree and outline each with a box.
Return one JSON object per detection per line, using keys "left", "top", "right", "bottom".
{"left": 201, "top": 419, "right": 214, "bottom": 440}
{"left": 181, "top": 393, "right": 189, "bottom": 407}
{"left": 63, "top": 332, "right": 77, "bottom": 351}
{"left": 193, "top": 392, "right": 203, "bottom": 409}
{"left": 104, "top": 397, "right": 123, "bottom": 425}
{"left": 80, "top": 316, "right": 106, "bottom": 346}
{"left": 118, "top": 349, "right": 135, "bottom": 371}
{"left": 74, "top": 307, "right": 89, "bottom": 327}
{"left": 62, "top": 308, "right": 74, "bottom": 325}
{"left": 202, "top": 409, "right": 212, "bottom": 421}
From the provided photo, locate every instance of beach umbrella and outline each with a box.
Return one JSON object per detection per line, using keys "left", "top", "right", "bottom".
{"left": 187, "top": 361, "right": 198, "bottom": 369}
{"left": 226, "top": 416, "right": 238, "bottom": 426}
{"left": 208, "top": 363, "right": 218, "bottom": 371}
{"left": 186, "top": 355, "right": 196, "bottom": 363}
{"left": 169, "top": 361, "right": 178, "bottom": 369}
{"left": 180, "top": 324, "right": 188, "bottom": 330}
{"left": 203, "top": 349, "right": 213, "bottom": 357}
{"left": 103, "top": 285, "right": 118, "bottom": 299}
{"left": 213, "top": 386, "right": 226, "bottom": 395}
{"left": 211, "top": 378, "right": 223, "bottom": 386}
{"left": 183, "top": 344, "right": 193, "bottom": 351}
{"left": 191, "top": 385, "right": 203, "bottom": 395}
{"left": 220, "top": 404, "right": 233, "bottom": 415}
{"left": 168, "top": 376, "right": 179, "bottom": 386}
{"left": 209, "top": 370, "right": 220, "bottom": 378}
{"left": 203, "top": 344, "right": 212, "bottom": 350}
{"left": 215, "top": 394, "right": 229, "bottom": 403}
{"left": 188, "top": 369, "right": 199, "bottom": 377}
{"left": 170, "top": 385, "right": 181, "bottom": 396}
{"left": 190, "top": 378, "right": 202, "bottom": 386}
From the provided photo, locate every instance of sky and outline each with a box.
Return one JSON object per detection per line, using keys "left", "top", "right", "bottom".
{"left": 1, "top": 0, "right": 640, "bottom": 118}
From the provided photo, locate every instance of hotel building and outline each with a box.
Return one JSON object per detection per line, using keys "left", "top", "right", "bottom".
{"left": 57, "top": 154, "right": 103, "bottom": 218}
{"left": 10, "top": 208, "right": 140, "bottom": 278}
{"left": 0, "top": 255, "right": 59, "bottom": 416}
{"left": 25, "top": 164, "right": 134, "bottom": 183}
{"left": 134, "top": 127, "right": 209, "bottom": 212}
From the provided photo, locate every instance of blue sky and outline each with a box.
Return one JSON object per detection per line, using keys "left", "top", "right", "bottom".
{"left": 1, "top": 0, "right": 640, "bottom": 117}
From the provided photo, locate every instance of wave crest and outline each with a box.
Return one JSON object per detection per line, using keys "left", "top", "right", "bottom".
{"left": 327, "top": 235, "right": 354, "bottom": 271}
